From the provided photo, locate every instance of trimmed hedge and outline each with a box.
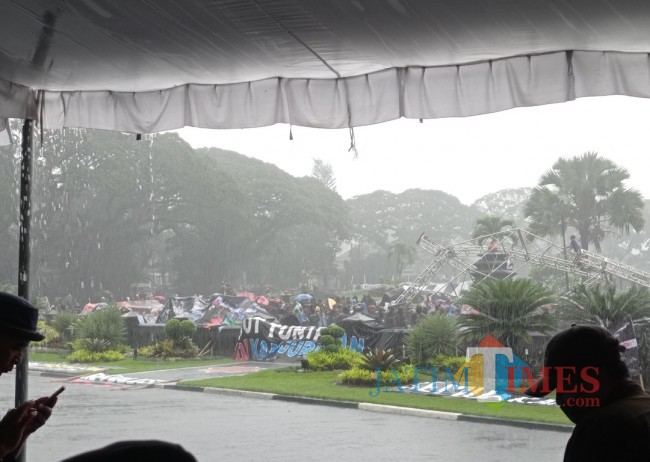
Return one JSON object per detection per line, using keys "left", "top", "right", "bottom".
{"left": 339, "top": 365, "right": 416, "bottom": 386}
{"left": 66, "top": 349, "right": 125, "bottom": 363}
{"left": 305, "top": 349, "right": 364, "bottom": 371}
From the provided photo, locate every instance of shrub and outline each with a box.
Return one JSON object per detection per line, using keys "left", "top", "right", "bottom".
{"left": 360, "top": 348, "right": 400, "bottom": 372}
{"left": 322, "top": 325, "right": 345, "bottom": 338}
{"left": 339, "top": 365, "right": 415, "bottom": 386}
{"left": 318, "top": 335, "right": 340, "bottom": 347}
{"left": 428, "top": 354, "right": 466, "bottom": 372}
{"left": 180, "top": 319, "right": 196, "bottom": 336}
{"left": 140, "top": 340, "right": 175, "bottom": 359}
{"left": 36, "top": 321, "right": 60, "bottom": 347}
{"left": 406, "top": 313, "right": 460, "bottom": 364}
{"left": 79, "top": 338, "right": 112, "bottom": 353}
{"left": 319, "top": 324, "right": 345, "bottom": 353}
{"left": 66, "top": 349, "right": 125, "bottom": 363}
{"left": 75, "top": 307, "right": 126, "bottom": 346}
{"left": 305, "top": 349, "right": 364, "bottom": 371}
{"left": 164, "top": 319, "right": 181, "bottom": 337}
{"left": 71, "top": 337, "right": 123, "bottom": 353}
{"left": 165, "top": 319, "right": 196, "bottom": 341}
{"left": 51, "top": 312, "right": 78, "bottom": 342}
{"left": 338, "top": 368, "right": 375, "bottom": 385}
{"left": 163, "top": 319, "right": 197, "bottom": 350}
{"left": 140, "top": 339, "right": 198, "bottom": 359}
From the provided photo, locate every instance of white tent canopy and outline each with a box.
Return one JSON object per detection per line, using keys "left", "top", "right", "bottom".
{"left": 2, "top": 0, "right": 650, "bottom": 133}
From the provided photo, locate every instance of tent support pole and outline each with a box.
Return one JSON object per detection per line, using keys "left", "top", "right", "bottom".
{"left": 15, "top": 118, "right": 34, "bottom": 462}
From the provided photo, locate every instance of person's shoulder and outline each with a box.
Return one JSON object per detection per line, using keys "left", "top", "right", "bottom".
{"left": 581, "top": 394, "right": 650, "bottom": 433}
{"left": 570, "top": 404, "right": 650, "bottom": 459}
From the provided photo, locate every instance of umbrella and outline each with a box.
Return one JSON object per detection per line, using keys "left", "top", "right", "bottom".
{"left": 293, "top": 294, "right": 313, "bottom": 303}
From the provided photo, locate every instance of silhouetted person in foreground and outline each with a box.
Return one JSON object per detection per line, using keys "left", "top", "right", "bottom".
{"left": 0, "top": 292, "right": 196, "bottom": 462}
{"left": 526, "top": 325, "right": 650, "bottom": 461}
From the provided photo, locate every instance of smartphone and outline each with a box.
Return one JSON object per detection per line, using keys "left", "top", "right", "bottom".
{"left": 49, "top": 386, "right": 65, "bottom": 401}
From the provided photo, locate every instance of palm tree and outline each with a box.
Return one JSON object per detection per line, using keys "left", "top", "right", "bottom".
{"left": 387, "top": 242, "right": 415, "bottom": 281}
{"left": 458, "top": 278, "right": 556, "bottom": 356}
{"left": 471, "top": 215, "right": 515, "bottom": 247}
{"left": 311, "top": 158, "right": 337, "bottom": 192}
{"left": 524, "top": 152, "right": 644, "bottom": 252}
{"left": 560, "top": 284, "right": 650, "bottom": 329}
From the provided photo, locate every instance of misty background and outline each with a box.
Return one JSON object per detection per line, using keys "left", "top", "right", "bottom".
{"left": 1, "top": 127, "right": 648, "bottom": 305}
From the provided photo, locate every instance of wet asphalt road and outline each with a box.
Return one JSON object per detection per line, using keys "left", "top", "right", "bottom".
{"left": 0, "top": 371, "right": 571, "bottom": 462}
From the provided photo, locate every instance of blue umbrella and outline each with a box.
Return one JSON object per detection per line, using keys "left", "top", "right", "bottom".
{"left": 293, "top": 294, "right": 313, "bottom": 303}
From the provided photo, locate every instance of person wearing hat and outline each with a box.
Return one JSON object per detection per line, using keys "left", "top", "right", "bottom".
{"left": 525, "top": 324, "right": 650, "bottom": 461}
{"left": 0, "top": 292, "right": 197, "bottom": 462}
{"left": 0, "top": 292, "right": 53, "bottom": 461}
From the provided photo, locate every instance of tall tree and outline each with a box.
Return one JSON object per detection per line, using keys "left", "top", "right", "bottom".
{"left": 459, "top": 278, "right": 556, "bottom": 356}
{"left": 524, "top": 152, "right": 644, "bottom": 251}
{"left": 387, "top": 242, "right": 415, "bottom": 281}
{"left": 30, "top": 129, "right": 156, "bottom": 300}
{"left": 471, "top": 215, "right": 515, "bottom": 246}
{"left": 311, "top": 158, "right": 336, "bottom": 192}
{"left": 26, "top": 130, "right": 256, "bottom": 300}
{"left": 155, "top": 135, "right": 254, "bottom": 295}
{"left": 199, "top": 148, "right": 349, "bottom": 289}
{"left": 346, "top": 189, "right": 478, "bottom": 283}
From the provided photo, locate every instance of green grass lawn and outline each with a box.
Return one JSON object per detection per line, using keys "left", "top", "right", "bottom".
{"left": 181, "top": 368, "right": 573, "bottom": 426}
{"left": 29, "top": 350, "right": 234, "bottom": 374}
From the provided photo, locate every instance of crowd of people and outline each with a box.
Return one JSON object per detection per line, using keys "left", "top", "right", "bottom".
{"left": 256, "top": 291, "right": 464, "bottom": 330}
{"left": 263, "top": 294, "right": 382, "bottom": 327}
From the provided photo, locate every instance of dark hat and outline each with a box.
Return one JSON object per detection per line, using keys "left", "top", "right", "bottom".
{"left": 525, "top": 325, "right": 624, "bottom": 397}
{"left": 0, "top": 292, "right": 45, "bottom": 341}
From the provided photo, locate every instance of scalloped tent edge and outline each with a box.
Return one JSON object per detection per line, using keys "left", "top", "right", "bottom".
{"left": 2, "top": 1, "right": 650, "bottom": 137}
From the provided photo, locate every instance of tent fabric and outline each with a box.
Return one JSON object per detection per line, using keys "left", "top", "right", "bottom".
{"left": 342, "top": 312, "right": 377, "bottom": 324}
{"left": 373, "top": 329, "right": 410, "bottom": 357}
{"left": 338, "top": 313, "right": 381, "bottom": 334}
{"left": 2, "top": 1, "right": 650, "bottom": 135}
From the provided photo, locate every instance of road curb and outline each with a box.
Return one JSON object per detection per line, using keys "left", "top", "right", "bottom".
{"left": 32, "top": 371, "right": 79, "bottom": 378}
{"left": 272, "top": 394, "right": 358, "bottom": 409}
{"left": 359, "top": 403, "right": 462, "bottom": 420}
{"left": 203, "top": 387, "right": 275, "bottom": 400}
{"left": 456, "top": 414, "right": 573, "bottom": 433}
{"left": 161, "top": 384, "right": 206, "bottom": 392}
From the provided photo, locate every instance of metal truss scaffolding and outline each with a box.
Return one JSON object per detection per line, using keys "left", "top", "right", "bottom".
{"left": 394, "top": 228, "right": 650, "bottom": 306}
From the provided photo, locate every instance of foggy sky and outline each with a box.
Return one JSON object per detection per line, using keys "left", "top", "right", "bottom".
{"left": 177, "top": 95, "right": 650, "bottom": 205}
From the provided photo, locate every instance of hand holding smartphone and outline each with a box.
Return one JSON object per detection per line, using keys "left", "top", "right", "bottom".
{"left": 48, "top": 386, "right": 65, "bottom": 404}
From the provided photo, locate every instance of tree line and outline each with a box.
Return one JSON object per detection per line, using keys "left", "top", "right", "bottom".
{"left": 0, "top": 128, "right": 645, "bottom": 304}
{"left": 0, "top": 129, "right": 348, "bottom": 301}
